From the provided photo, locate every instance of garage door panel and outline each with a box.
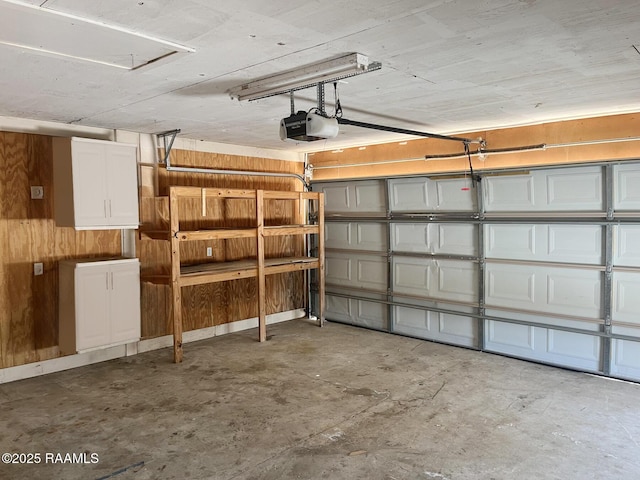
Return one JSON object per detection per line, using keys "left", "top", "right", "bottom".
{"left": 326, "top": 253, "right": 387, "bottom": 291}
{"left": 321, "top": 185, "right": 351, "bottom": 211}
{"left": 485, "top": 175, "right": 535, "bottom": 211}
{"left": 485, "top": 321, "right": 602, "bottom": 371}
{"left": 437, "top": 261, "right": 477, "bottom": 302}
{"left": 435, "top": 178, "right": 476, "bottom": 210}
{"left": 355, "top": 182, "right": 386, "bottom": 212}
{"left": 487, "top": 267, "right": 536, "bottom": 305}
{"left": 392, "top": 223, "right": 476, "bottom": 255}
{"left": 393, "top": 258, "right": 477, "bottom": 301}
{"left": 486, "top": 224, "right": 537, "bottom": 259}
{"left": 389, "top": 177, "right": 475, "bottom": 211}
{"left": 614, "top": 164, "right": 640, "bottom": 211}
{"left": 357, "top": 258, "right": 388, "bottom": 290}
{"left": 438, "top": 313, "right": 477, "bottom": 343}
{"left": 316, "top": 180, "right": 385, "bottom": 213}
{"left": 436, "top": 224, "right": 477, "bottom": 255}
{"left": 614, "top": 225, "right": 640, "bottom": 267}
{"left": 325, "top": 255, "right": 352, "bottom": 284}
{"left": 326, "top": 295, "right": 352, "bottom": 323}
{"left": 547, "top": 225, "right": 602, "bottom": 264}
{"left": 546, "top": 171, "right": 602, "bottom": 209}
{"left": 486, "top": 264, "right": 601, "bottom": 318}
{"left": 546, "top": 274, "right": 600, "bottom": 312}
{"left": 393, "top": 258, "right": 431, "bottom": 295}
{"left": 547, "top": 329, "right": 600, "bottom": 362}
{"left": 355, "top": 300, "right": 388, "bottom": 330}
{"left": 486, "top": 321, "right": 535, "bottom": 350}
{"left": 325, "top": 222, "right": 386, "bottom": 251}
{"left": 485, "top": 166, "right": 603, "bottom": 212}
{"left": 485, "top": 224, "right": 602, "bottom": 264}
{"left": 325, "top": 223, "right": 351, "bottom": 249}
{"left": 610, "top": 339, "right": 640, "bottom": 381}
{"left": 389, "top": 178, "right": 430, "bottom": 211}
{"left": 356, "top": 223, "right": 387, "bottom": 251}
{"left": 612, "top": 272, "right": 640, "bottom": 324}
{"left": 392, "top": 223, "right": 429, "bottom": 253}
{"left": 393, "top": 305, "right": 477, "bottom": 347}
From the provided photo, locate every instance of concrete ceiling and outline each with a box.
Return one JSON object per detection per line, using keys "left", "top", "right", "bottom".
{"left": 2, "top": 0, "right": 640, "bottom": 152}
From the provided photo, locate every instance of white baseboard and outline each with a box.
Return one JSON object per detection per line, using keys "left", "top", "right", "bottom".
{"left": 0, "top": 309, "right": 305, "bottom": 384}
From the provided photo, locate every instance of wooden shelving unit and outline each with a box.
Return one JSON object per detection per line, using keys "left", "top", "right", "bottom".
{"left": 141, "top": 186, "right": 325, "bottom": 362}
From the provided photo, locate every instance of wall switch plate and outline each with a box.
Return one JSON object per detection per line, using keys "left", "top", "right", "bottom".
{"left": 34, "top": 262, "right": 44, "bottom": 276}
{"left": 206, "top": 247, "right": 213, "bottom": 257}
{"left": 30, "top": 186, "right": 44, "bottom": 199}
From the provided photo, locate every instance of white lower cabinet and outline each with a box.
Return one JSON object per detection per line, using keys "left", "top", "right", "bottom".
{"left": 59, "top": 258, "right": 141, "bottom": 354}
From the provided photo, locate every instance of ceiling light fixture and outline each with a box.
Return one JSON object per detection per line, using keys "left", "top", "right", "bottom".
{"left": 229, "top": 53, "right": 381, "bottom": 101}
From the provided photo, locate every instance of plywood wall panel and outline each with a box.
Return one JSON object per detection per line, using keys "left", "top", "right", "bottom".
{"left": 0, "top": 131, "right": 122, "bottom": 368}
{"left": 140, "top": 284, "right": 170, "bottom": 339}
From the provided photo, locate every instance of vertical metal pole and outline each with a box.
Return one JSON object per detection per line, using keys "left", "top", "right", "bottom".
{"left": 602, "top": 165, "right": 614, "bottom": 375}
{"left": 316, "top": 83, "right": 325, "bottom": 115}
{"left": 385, "top": 179, "right": 394, "bottom": 333}
{"left": 476, "top": 177, "right": 486, "bottom": 351}
{"left": 318, "top": 193, "right": 325, "bottom": 327}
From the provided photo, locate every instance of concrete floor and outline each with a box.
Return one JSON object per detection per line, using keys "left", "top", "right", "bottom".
{"left": 1, "top": 320, "right": 639, "bottom": 480}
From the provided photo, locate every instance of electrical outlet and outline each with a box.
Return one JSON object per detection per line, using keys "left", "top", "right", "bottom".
{"left": 34, "top": 262, "right": 44, "bottom": 276}
{"left": 206, "top": 247, "right": 213, "bottom": 257}
{"left": 30, "top": 186, "right": 44, "bottom": 199}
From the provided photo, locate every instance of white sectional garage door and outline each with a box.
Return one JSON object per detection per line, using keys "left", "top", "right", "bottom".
{"left": 314, "top": 162, "right": 640, "bottom": 382}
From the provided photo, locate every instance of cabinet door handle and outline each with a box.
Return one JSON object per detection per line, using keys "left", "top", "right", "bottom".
{"left": 110, "top": 272, "right": 114, "bottom": 290}
{"left": 106, "top": 272, "right": 109, "bottom": 290}
{"left": 108, "top": 200, "right": 112, "bottom": 218}
{"left": 103, "top": 200, "right": 108, "bottom": 218}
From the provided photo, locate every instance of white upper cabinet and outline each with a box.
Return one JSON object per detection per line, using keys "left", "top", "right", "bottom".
{"left": 53, "top": 137, "right": 139, "bottom": 229}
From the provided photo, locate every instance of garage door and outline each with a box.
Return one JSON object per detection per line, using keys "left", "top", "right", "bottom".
{"left": 314, "top": 161, "right": 640, "bottom": 382}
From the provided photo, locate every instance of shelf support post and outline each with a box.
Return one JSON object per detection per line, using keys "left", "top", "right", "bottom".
{"left": 169, "top": 187, "right": 183, "bottom": 362}
{"left": 256, "top": 189, "right": 267, "bottom": 341}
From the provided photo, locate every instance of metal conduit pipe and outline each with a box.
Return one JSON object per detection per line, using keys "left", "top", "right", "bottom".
{"left": 157, "top": 132, "right": 310, "bottom": 189}
{"left": 166, "top": 164, "right": 309, "bottom": 189}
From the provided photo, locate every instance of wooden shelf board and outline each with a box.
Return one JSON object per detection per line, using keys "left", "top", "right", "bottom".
{"left": 263, "top": 225, "right": 319, "bottom": 236}
{"left": 143, "top": 257, "right": 320, "bottom": 287}
{"left": 170, "top": 186, "right": 257, "bottom": 199}
{"left": 265, "top": 257, "right": 319, "bottom": 275}
{"left": 179, "top": 228, "right": 257, "bottom": 241}
{"left": 263, "top": 191, "right": 321, "bottom": 200}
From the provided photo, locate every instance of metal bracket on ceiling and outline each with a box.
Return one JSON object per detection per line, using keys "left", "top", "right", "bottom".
{"left": 156, "top": 129, "right": 181, "bottom": 165}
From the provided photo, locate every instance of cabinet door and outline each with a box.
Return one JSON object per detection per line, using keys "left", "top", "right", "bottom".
{"left": 71, "top": 141, "right": 109, "bottom": 227}
{"left": 109, "top": 262, "right": 141, "bottom": 343}
{"left": 106, "top": 144, "right": 139, "bottom": 227}
{"left": 75, "top": 265, "right": 111, "bottom": 351}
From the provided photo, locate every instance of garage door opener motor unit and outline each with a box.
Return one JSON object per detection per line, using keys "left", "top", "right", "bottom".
{"left": 280, "top": 111, "right": 339, "bottom": 142}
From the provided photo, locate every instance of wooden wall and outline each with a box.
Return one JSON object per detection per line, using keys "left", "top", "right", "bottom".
{"left": 0, "top": 132, "right": 121, "bottom": 369}
{"left": 309, "top": 113, "right": 640, "bottom": 179}
{"left": 138, "top": 148, "right": 305, "bottom": 339}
